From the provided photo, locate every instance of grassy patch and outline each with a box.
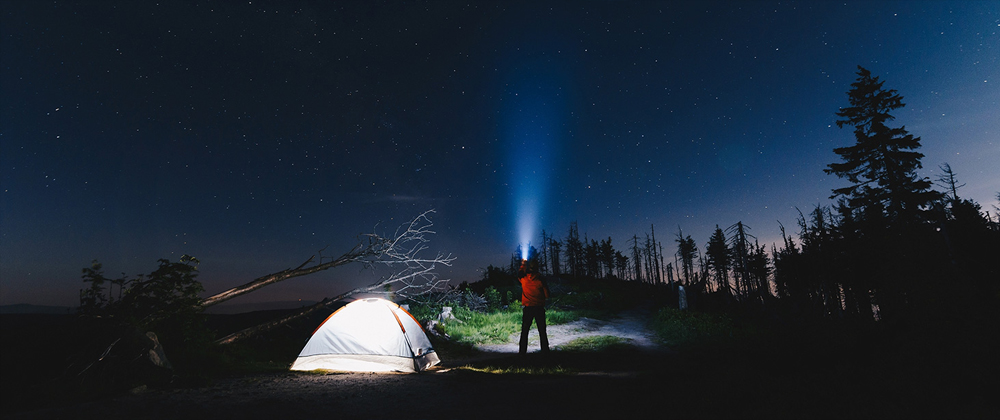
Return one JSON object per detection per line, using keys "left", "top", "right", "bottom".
{"left": 439, "top": 305, "right": 591, "bottom": 346}
{"left": 442, "top": 305, "right": 522, "bottom": 344}
{"left": 409, "top": 300, "right": 592, "bottom": 347}
{"left": 651, "top": 307, "right": 755, "bottom": 349}
{"left": 457, "top": 364, "right": 575, "bottom": 375}
{"left": 546, "top": 308, "right": 594, "bottom": 324}
{"left": 557, "top": 335, "right": 635, "bottom": 352}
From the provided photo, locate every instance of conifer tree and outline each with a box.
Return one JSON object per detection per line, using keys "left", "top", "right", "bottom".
{"left": 727, "top": 222, "right": 753, "bottom": 298}
{"left": 584, "top": 236, "right": 600, "bottom": 278}
{"left": 705, "top": 226, "right": 731, "bottom": 297}
{"left": 599, "top": 237, "right": 616, "bottom": 278}
{"left": 631, "top": 235, "right": 643, "bottom": 282}
{"left": 564, "top": 221, "right": 583, "bottom": 278}
{"left": 614, "top": 250, "right": 629, "bottom": 280}
{"left": 675, "top": 227, "right": 697, "bottom": 286}
{"left": 539, "top": 230, "right": 550, "bottom": 275}
{"left": 650, "top": 225, "right": 662, "bottom": 284}
{"left": 935, "top": 163, "right": 965, "bottom": 202}
{"left": 548, "top": 237, "right": 562, "bottom": 276}
{"left": 826, "top": 66, "right": 937, "bottom": 225}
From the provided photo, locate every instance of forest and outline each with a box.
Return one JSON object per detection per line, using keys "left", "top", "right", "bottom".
{"left": 473, "top": 66, "right": 999, "bottom": 328}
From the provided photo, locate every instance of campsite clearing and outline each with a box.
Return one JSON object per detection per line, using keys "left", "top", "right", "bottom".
{"left": 7, "top": 310, "right": 675, "bottom": 420}
{"left": 475, "top": 305, "right": 662, "bottom": 353}
{"left": 5, "top": 304, "right": 995, "bottom": 419}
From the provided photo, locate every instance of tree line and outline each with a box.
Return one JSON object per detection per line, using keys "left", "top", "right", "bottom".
{"left": 486, "top": 66, "right": 999, "bottom": 323}
{"left": 493, "top": 220, "right": 774, "bottom": 301}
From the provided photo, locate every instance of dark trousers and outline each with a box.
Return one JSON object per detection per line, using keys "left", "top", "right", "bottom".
{"left": 519, "top": 305, "right": 549, "bottom": 355}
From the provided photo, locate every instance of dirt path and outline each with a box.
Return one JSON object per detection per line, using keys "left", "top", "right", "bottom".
{"left": 476, "top": 305, "right": 664, "bottom": 353}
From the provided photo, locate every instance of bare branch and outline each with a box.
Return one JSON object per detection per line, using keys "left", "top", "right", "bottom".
{"left": 201, "top": 211, "right": 455, "bottom": 308}
{"left": 352, "top": 210, "right": 456, "bottom": 300}
{"left": 207, "top": 210, "right": 455, "bottom": 344}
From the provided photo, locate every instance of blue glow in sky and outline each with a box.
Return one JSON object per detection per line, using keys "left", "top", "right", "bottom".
{"left": 505, "top": 74, "right": 564, "bottom": 260}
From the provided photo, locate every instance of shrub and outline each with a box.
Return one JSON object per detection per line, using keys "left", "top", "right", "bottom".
{"left": 405, "top": 301, "right": 440, "bottom": 324}
{"left": 484, "top": 286, "right": 502, "bottom": 311}
{"left": 73, "top": 256, "right": 214, "bottom": 387}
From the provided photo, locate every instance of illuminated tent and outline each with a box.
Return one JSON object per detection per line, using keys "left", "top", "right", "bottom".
{"left": 290, "top": 298, "right": 440, "bottom": 373}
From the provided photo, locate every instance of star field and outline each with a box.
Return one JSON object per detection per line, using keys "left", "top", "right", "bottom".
{"left": 2, "top": 1, "right": 997, "bottom": 306}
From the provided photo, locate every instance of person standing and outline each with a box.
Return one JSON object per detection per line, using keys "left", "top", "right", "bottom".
{"left": 518, "top": 258, "right": 549, "bottom": 357}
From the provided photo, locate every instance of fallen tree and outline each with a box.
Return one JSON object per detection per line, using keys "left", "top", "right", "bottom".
{"left": 204, "top": 210, "right": 455, "bottom": 344}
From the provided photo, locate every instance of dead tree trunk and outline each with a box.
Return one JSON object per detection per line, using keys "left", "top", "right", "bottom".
{"left": 216, "top": 289, "right": 350, "bottom": 345}
{"left": 203, "top": 210, "right": 455, "bottom": 344}
{"left": 214, "top": 299, "right": 335, "bottom": 345}
{"left": 200, "top": 247, "right": 362, "bottom": 308}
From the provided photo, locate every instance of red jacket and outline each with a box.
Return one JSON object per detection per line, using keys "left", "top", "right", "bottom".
{"left": 519, "top": 273, "right": 549, "bottom": 307}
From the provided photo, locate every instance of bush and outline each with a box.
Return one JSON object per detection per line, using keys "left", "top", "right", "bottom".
{"left": 452, "top": 289, "right": 488, "bottom": 312}
{"left": 405, "top": 301, "right": 441, "bottom": 324}
{"left": 484, "top": 286, "right": 502, "bottom": 311}
{"left": 73, "top": 256, "right": 218, "bottom": 389}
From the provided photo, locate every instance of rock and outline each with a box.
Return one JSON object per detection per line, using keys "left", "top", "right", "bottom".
{"left": 145, "top": 331, "right": 173, "bottom": 369}
{"left": 438, "top": 306, "right": 462, "bottom": 323}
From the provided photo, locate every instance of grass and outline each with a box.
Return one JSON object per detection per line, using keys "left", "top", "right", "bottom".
{"left": 411, "top": 275, "right": 665, "bottom": 349}
{"left": 556, "top": 335, "right": 635, "bottom": 352}
{"left": 455, "top": 364, "right": 575, "bottom": 375}
{"left": 442, "top": 305, "right": 521, "bottom": 344}
{"left": 650, "top": 306, "right": 756, "bottom": 349}
{"left": 430, "top": 303, "right": 591, "bottom": 346}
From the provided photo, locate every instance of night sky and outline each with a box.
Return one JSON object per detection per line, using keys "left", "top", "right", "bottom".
{"left": 2, "top": 1, "right": 998, "bottom": 307}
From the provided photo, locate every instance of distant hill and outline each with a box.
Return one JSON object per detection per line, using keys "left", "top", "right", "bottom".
{"left": 203, "top": 300, "right": 319, "bottom": 315}
{"left": 0, "top": 304, "right": 75, "bottom": 314}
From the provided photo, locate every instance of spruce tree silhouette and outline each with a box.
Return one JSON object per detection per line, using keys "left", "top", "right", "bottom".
{"left": 826, "top": 66, "right": 939, "bottom": 226}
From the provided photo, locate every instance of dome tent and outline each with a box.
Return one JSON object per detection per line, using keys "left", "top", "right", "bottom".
{"left": 290, "top": 298, "right": 440, "bottom": 373}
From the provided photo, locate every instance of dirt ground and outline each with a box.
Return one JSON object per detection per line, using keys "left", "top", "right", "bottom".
{"left": 8, "top": 357, "right": 677, "bottom": 420}
{"left": 9, "top": 307, "right": 988, "bottom": 419}
{"left": 9, "top": 310, "right": 682, "bottom": 420}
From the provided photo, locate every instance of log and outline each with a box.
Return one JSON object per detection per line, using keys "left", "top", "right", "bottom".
{"left": 200, "top": 247, "right": 361, "bottom": 308}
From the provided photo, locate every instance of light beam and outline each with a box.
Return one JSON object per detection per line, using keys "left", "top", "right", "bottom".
{"left": 506, "top": 86, "right": 560, "bottom": 260}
